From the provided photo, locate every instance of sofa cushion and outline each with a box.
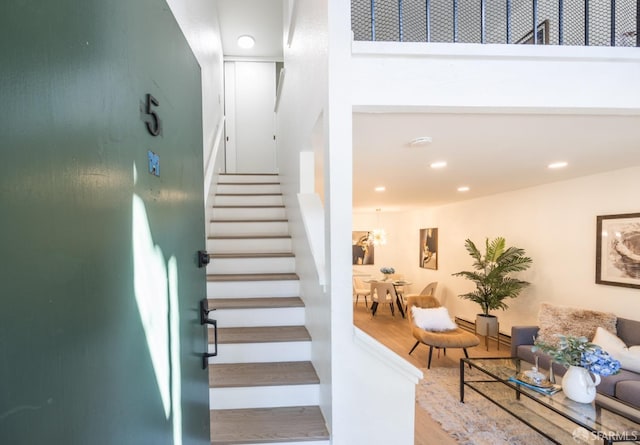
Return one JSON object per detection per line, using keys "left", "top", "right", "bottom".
{"left": 592, "top": 327, "right": 640, "bottom": 373}
{"left": 616, "top": 381, "right": 640, "bottom": 408}
{"left": 537, "top": 302, "right": 617, "bottom": 347}
{"left": 617, "top": 318, "right": 640, "bottom": 346}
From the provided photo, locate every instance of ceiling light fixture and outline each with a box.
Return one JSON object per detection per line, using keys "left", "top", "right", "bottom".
{"left": 237, "top": 35, "right": 255, "bottom": 49}
{"left": 457, "top": 186, "right": 470, "bottom": 192}
{"left": 370, "top": 208, "right": 387, "bottom": 246}
{"left": 548, "top": 161, "right": 568, "bottom": 169}
{"left": 430, "top": 161, "right": 447, "bottom": 169}
{"left": 409, "top": 136, "right": 433, "bottom": 146}
{"left": 374, "top": 186, "right": 386, "bottom": 192}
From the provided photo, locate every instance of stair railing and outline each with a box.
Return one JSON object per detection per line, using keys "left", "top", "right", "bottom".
{"left": 352, "top": 0, "right": 640, "bottom": 47}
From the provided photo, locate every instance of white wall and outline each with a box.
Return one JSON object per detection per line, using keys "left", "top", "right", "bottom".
{"left": 165, "top": 0, "right": 225, "bottom": 174}
{"left": 277, "top": 1, "right": 423, "bottom": 443}
{"left": 351, "top": 42, "right": 640, "bottom": 112}
{"left": 355, "top": 166, "right": 640, "bottom": 335}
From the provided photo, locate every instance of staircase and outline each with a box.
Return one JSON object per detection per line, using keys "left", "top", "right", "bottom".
{"left": 206, "top": 173, "right": 330, "bottom": 445}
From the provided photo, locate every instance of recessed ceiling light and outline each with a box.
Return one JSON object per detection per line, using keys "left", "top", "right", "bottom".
{"left": 430, "top": 161, "right": 447, "bottom": 169}
{"left": 457, "top": 186, "right": 470, "bottom": 192}
{"left": 409, "top": 136, "right": 433, "bottom": 146}
{"left": 548, "top": 161, "right": 568, "bottom": 169}
{"left": 237, "top": 35, "right": 255, "bottom": 49}
{"left": 374, "top": 186, "right": 386, "bottom": 192}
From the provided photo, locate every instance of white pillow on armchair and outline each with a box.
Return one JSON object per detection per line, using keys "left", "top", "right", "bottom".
{"left": 411, "top": 306, "right": 457, "bottom": 331}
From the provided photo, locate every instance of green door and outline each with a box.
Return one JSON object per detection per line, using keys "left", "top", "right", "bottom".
{"left": 0, "top": 1, "right": 210, "bottom": 444}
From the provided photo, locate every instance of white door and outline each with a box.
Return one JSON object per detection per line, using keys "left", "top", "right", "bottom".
{"left": 224, "top": 61, "right": 277, "bottom": 173}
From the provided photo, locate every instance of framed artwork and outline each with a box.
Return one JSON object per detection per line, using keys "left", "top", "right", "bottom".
{"left": 596, "top": 213, "right": 640, "bottom": 289}
{"left": 516, "top": 19, "right": 550, "bottom": 45}
{"left": 352, "top": 231, "right": 374, "bottom": 265}
{"left": 419, "top": 228, "right": 438, "bottom": 270}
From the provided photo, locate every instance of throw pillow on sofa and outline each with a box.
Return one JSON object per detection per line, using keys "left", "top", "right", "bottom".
{"left": 592, "top": 326, "right": 640, "bottom": 374}
{"left": 536, "top": 302, "right": 617, "bottom": 347}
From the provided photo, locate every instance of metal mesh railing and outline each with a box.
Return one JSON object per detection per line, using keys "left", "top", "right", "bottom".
{"left": 352, "top": 0, "right": 640, "bottom": 46}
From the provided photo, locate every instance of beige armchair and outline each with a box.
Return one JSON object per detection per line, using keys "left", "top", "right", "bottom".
{"left": 407, "top": 295, "right": 479, "bottom": 369}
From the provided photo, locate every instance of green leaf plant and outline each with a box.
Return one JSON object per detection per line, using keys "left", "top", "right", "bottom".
{"left": 452, "top": 237, "right": 532, "bottom": 316}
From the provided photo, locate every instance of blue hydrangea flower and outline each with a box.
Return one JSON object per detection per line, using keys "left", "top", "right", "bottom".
{"left": 580, "top": 349, "right": 621, "bottom": 377}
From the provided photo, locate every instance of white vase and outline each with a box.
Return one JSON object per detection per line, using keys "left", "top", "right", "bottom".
{"left": 562, "top": 365, "right": 601, "bottom": 403}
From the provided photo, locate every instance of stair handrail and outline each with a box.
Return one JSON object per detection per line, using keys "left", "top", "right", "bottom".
{"left": 204, "top": 115, "right": 226, "bottom": 206}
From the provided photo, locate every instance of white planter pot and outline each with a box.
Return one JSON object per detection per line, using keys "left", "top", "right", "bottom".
{"left": 475, "top": 314, "right": 498, "bottom": 336}
{"left": 562, "top": 365, "right": 601, "bottom": 404}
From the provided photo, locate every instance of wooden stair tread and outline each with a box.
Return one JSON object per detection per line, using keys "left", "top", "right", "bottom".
{"left": 209, "top": 252, "right": 294, "bottom": 259}
{"left": 208, "top": 297, "right": 304, "bottom": 310}
{"left": 207, "top": 273, "right": 298, "bottom": 282}
{"left": 214, "top": 326, "right": 311, "bottom": 344}
{"left": 210, "top": 406, "right": 329, "bottom": 444}
{"left": 209, "top": 361, "right": 319, "bottom": 388}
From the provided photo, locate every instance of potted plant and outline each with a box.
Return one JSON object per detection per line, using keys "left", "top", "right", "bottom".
{"left": 452, "top": 237, "right": 532, "bottom": 337}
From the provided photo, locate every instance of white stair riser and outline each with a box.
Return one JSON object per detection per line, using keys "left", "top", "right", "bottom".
{"left": 218, "top": 175, "right": 279, "bottom": 183}
{"left": 207, "top": 280, "right": 300, "bottom": 298}
{"left": 212, "top": 307, "right": 304, "bottom": 327}
{"left": 215, "top": 184, "right": 281, "bottom": 194}
{"left": 209, "top": 221, "right": 289, "bottom": 236}
{"left": 209, "top": 207, "right": 287, "bottom": 220}
{"left": 207, "top": 237, "right": 292, "bottom": 253}
{"left": 214, "top": 195, "right": 283, "bottom": 206}
{"left": 210, "top": 384, "right": 320, "bottom": 409}
{"left": 209, "top": 341, "right": 311, "bottom": 364}
{"left": 207, "top": 256, "right": 295, "bottom": 274}
{"left": 234, "top": 441, "right": 330, "bottom": 445}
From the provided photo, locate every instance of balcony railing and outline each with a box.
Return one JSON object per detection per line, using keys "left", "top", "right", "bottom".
{"left": 352, "top": 0, "right": 639, "bottom": 46}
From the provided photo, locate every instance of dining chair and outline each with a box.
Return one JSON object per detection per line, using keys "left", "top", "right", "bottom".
{"left": 370, "top": 281, "right": 397, "bottom": 316}
{"left": 390, "top": 273, "right": 406, "bottom": 294}
{"left": 402, "top": 281, "right": 438, "bottom": 312}
{"left": 352, "top": 276, "right": 371, "bottom": 308}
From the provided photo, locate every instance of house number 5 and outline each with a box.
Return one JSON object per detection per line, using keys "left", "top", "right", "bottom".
{"left": 144, "top": 93, "right": 161, "bottom": 136}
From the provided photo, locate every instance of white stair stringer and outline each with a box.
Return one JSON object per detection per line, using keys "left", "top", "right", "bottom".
{"left": 207, "top": 173, "right": 328, "bottom": 444}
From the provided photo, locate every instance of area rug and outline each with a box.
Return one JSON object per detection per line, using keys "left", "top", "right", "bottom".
{"left": 416, "top": 367, "right": 554, "bottom": 445}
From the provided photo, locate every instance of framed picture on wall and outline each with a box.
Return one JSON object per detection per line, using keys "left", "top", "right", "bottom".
{"left": 352, "top": 231, "right": 374, "bottom": 265}
{"left": 419, "top": 228, "right": 438, "bottom": 270}
{"left": 596, "top": 213, "right": 640, "bottom": 289}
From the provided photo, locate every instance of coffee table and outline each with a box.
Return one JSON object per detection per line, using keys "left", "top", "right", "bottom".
{"left": 460, "top": 357, "right": 640, "bottom": 444}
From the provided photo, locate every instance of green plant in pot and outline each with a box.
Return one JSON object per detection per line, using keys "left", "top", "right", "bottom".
{"left": 452, "top": 237, "right": 532, "bottom": 337}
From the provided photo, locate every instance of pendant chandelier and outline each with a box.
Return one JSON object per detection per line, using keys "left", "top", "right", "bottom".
{"left": 370, "top": 208, "right": 387, "bottom": 246}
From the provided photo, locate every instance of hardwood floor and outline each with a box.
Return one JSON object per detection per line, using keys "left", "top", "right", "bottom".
{"left": 352, "top": 300, "right": 509, "bottom": 445}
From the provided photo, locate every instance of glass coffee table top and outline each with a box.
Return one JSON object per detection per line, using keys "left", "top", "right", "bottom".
{"left": 460, "top": 357, "right": 640, "bottom": 444}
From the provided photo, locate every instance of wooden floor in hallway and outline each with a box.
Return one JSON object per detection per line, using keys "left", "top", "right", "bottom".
{"left": 353, "top": 300, "right": 510, "bottom": 445}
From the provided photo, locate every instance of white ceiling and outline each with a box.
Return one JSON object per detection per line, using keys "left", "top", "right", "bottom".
{"left": 181, "top": 2, "right": 640, "bottom": 213}
{"left": 353, "top": 112, "right": 640, "bottom": 212}
{"left": 216, "top": 0, "right": 284, "bottom": 60}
